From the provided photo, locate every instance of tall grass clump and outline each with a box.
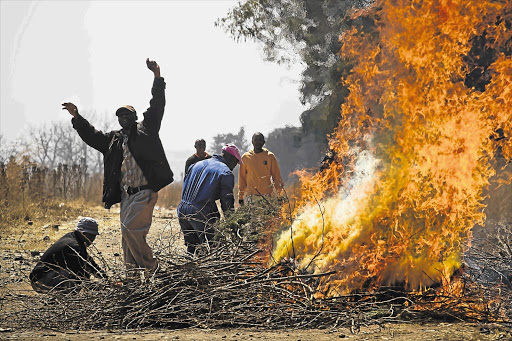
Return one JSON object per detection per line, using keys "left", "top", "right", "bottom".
{"left": 0, "top": 155, "right": 101, "bottom": 239}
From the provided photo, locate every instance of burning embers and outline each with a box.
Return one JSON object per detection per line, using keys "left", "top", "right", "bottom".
{"left": 273, "top": 0, "right": 512, "bottom": 295}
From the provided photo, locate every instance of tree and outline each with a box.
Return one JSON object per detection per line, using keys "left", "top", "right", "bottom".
{"left": 0, "top": 112, "right": 117, "bottom": 203}
{"left": 0, "top": 134, "right": 13, "bottom": 164}
{"left": 210, "top": 126, "right": 250, "bottom": 155}
{"left": 0, "top": 134, "right": 24, "bottom": 165}
{"left": 265, "top": 125, "right": 324, "bottom": 182}
{"left": 217, "top": 0, "right": 373, "bottom": 147}
{"left": 2, "top": 110, "right": 115, "bottom": 176}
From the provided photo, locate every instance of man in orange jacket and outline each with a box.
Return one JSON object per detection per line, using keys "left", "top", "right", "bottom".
{"left": 238, "top": 132, "right": 284, "bottom": 205}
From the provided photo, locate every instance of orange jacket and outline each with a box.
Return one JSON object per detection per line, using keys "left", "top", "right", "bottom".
{"left": 238, "top": 148, "right": 284, "bottom": 200}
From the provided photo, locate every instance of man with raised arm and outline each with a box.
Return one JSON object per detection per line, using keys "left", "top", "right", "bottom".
{"left": 62, "top": 58, "right": 173, "bottom": 273}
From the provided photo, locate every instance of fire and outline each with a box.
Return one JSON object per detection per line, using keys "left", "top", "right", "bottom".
{"left": 273, "top": 0, "right": 512, "bottom": 294}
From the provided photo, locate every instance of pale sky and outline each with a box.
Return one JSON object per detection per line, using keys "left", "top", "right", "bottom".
{"left": 1, "top": 0, "right": 305, "bottom": 170}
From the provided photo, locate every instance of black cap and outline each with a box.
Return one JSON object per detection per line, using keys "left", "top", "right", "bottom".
{"left": 116, "top": 105, "right": 137, "bottom": 116}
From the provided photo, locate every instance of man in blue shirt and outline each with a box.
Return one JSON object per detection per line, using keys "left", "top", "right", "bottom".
{"left": 177, "top": 143, "right": 242, "bottom": 255}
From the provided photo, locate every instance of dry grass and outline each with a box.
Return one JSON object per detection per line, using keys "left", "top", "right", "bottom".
{"left": 0, "top": 156, "right": 103, "bottom": 251}
{"left": 0, "top": 200, "right": 96, "bottom": 252}
{"left": 0, "top": 155, "right": 102, "bottom": 251}
{"left": 155, "top": 181, "right": 183, "bottom": 209}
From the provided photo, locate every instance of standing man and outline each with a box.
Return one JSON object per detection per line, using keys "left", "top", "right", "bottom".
{"left": 184, "top": 138, "right": 211, "bottom": 175}
{"left": 177, "top": 144, "right": 242, "bottom": 255}
{"left": 29, "top": 217, "right": 105, "bottom": 293}
{"left": 238, "top": 132, "right": 284, "bottom": 205}
{"left": 62, "top": 58, "right": 173, "bottom": 272}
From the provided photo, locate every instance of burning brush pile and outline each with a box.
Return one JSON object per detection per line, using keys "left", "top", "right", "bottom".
{"left": 274, "top": 0, "right": 512, "bottom": 304}
{"left": 0, "top": 199, "right": 421, "bottom": 330}
{"left": 1, "top": 197, "right": 511, "bottom": 331}
{"left": 2, "top": 0, "right": 512, "bottom": 332}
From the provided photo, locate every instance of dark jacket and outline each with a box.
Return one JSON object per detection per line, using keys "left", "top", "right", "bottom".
{"left": 184, "top": 152, "right": 211, "bottom": 175}
{"left": 72, "top": 77, "right": 174, "bottom": 208}
{"left": 29, "top": 231, "right": 104, "bottom": 292}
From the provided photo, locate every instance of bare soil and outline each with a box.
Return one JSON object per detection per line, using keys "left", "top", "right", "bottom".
{"left": 0, "top": 205, "right": 510, "bottom": 340}
{"left": 1, "top": 322, "right": 510, "bottom": 341}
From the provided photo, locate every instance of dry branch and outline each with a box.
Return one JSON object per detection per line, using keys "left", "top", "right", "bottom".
{"left": 1, "top": 199, "right": 511, "bottom": 332}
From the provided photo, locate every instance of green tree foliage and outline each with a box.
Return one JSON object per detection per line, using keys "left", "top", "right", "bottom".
{"left": 265, "top": 125, "right": 324, "bottom": 182}
{"left": 210, "top": 126, "right": 250, "bottom": 155}
{"left": 217, "top": 0, "right": 373, "bottom": 145}
{"left": 209, "top": 126, "right": 250, "bottom": 195}
{"left": 210, "top": 126, "right": 324, "bottom": 184}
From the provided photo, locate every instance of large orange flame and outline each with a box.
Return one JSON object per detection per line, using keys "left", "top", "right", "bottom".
{"left": 273, "top": 0, "right": 512, "bottom": 294}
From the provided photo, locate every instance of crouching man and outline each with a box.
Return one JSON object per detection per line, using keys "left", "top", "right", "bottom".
{"left": 29, "top": 217, "right": 105, "bottom": 293}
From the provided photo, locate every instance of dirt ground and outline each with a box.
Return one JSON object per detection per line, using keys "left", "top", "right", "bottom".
{"left": 1, "top": 322, "right": 510, "bottom": 341}
{"left": 0, "top": 205, "right": 510, "bottom": 341}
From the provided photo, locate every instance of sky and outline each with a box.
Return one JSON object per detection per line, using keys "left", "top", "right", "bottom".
{"left": 0, "top": 0, "right": 305, "bottom": 172}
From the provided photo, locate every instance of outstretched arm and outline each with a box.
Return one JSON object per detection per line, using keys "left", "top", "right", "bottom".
{"left": 142, "top": 58, "right": 166, "bottom": 133}
{"left": 62, "top": 102, "right": 78, "bottom": 118}
{"left": 63, "top": 102, "right": 110, "bottom": 154}
{"left": 146, "top": 58, "right": 160, "bottom": 78}
{"left": 86, "top": 256, "right": 107, "bottom": 279}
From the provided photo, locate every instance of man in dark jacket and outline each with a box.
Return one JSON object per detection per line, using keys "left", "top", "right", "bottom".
{"left": 184, "top": 138, "right": 211, "bottom": 175}
{"left": 62, "top": 58, "right": 173, "bottom": 271}
{"left": 177, "top": 143, "right": 242, "bottom": 255}
{"left": 29, "top": 217, "right": 104, "bottom": 293}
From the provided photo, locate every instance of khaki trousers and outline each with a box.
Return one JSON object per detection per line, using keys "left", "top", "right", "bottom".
{"left": 120, "top": 189, "right": 158, "bottom": 270}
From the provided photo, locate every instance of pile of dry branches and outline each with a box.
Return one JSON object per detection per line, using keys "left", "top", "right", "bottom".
{"left": 1, "top": 199, "right": 511, "bottom": 331}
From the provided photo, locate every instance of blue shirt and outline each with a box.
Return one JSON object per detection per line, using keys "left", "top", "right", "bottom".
{"left": 178, "top": 154, "right": 235, "bottom": 216}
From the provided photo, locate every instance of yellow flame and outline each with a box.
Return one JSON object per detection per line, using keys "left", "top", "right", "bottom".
{"left": 273, "top": 0, "right": 512, "bottom": 294}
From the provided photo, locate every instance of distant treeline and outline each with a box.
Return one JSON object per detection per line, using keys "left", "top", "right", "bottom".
{"left": 0, "top": 156, "right": 102, "bottom": 204}
{"left": 0, "top": 115, "right": 184, "bottom": 210}
{"left": 209, "top": 126, "right": 326, "bottom": 186}
{"left": 0, "top": 155, "right": 184, "bottom": 209}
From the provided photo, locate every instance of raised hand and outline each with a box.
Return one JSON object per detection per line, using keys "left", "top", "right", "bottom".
{"left": 146, "top": 58, "right": 161, "bottom": 78}
{"left": 62, "top": 102, "right": 78, "bottom": 118}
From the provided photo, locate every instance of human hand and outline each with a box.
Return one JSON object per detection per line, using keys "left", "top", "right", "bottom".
{"left": 146, "top": 58, "right": 160, "bottom": 78}
{"left": 61, "top": 102, "right": 78, "bottom": 118}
